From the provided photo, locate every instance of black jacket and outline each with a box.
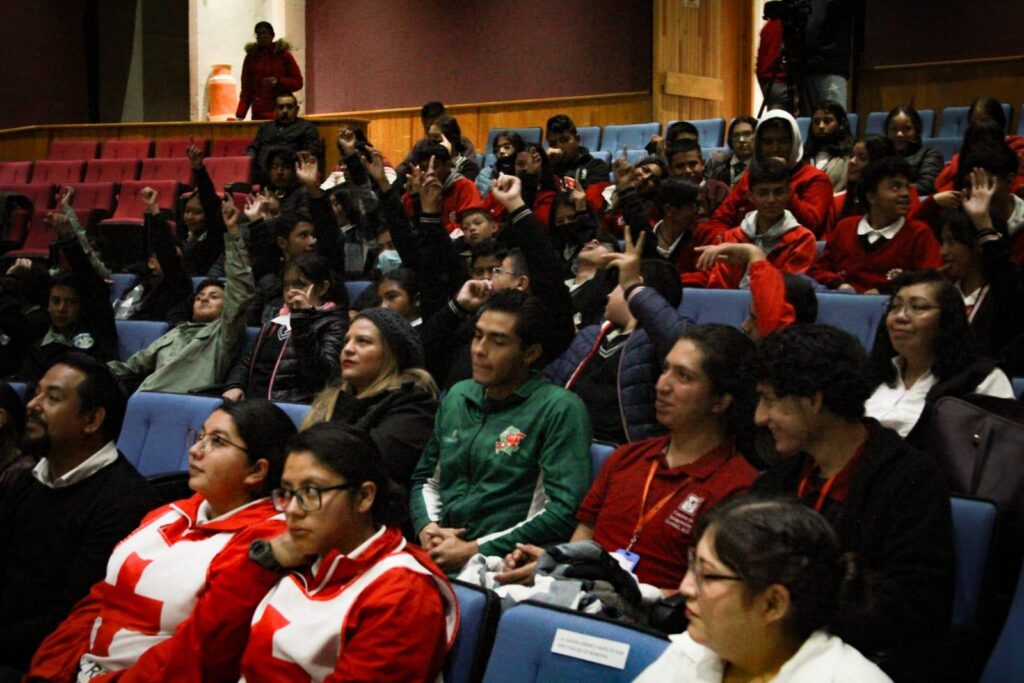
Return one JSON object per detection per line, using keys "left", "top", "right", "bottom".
{"left": 225, "top": 305, "right": 347, "bottom": 403}
{"left": 329, "top": 382, "right": 437, "bottom": 491}
{"left": 180, "top": 165, "right": 227, "bottom": 278}
{"left": 123, "top": 213, "right": 192, "bottom": 322}
{"left": 899, "top": 141, "right": 945, "bottom": 196}
{"left": 752, "top": 419, "right": 955, "bottom": 652}
{"left": 907, "top": 357, "right": 1004, "bottom": 454}
{"left": 549, "top": 146, "right": 610, "bottom": 188}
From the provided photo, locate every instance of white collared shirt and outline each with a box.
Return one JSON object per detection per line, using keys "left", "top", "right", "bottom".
{"left": 32, "top": 440, "right": 119, "bottom": 489}
{"left": 857, "top": 216, "right": 905, "bottom": 244}
{"left": 865, "top": 358, "right": 1015, "bottom": 437}
{"left": 653, "top": 220, "right": 685, "bottom": 259}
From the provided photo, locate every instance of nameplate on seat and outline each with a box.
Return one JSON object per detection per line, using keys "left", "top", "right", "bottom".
{"left": 551, "top": 628, "right": 630, "bottom": 669}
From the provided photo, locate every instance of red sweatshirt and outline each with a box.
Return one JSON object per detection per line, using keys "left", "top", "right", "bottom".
{"left": 809, "top": 215, "right": 942, "bottom": 292}
{"left": 706, "top": 212, "right": 818, "bottom": 289}
{"left": 710, "top": 163, "right": 835, "bottom": 237}
{"left": 403, "top": 175, "right": 483, "bottom": 234}
{"left": 236, "top": 42, "right": 304, "bottom": 121}
{"left": 748, "top": 259, "right": 796, "bottom": 337}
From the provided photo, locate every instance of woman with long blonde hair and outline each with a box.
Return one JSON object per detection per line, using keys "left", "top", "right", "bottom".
{"left": 304, "top": 308, "right": 437, "bottom": 491}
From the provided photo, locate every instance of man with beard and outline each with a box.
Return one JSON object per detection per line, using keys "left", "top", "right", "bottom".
{"left": 0, "top": 354, "right": 157, "bottom": 676}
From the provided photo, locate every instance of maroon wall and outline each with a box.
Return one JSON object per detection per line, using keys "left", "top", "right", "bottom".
{"left": 306, "top": 0, "right": 652, "bottom": 113}
{"left": 862, "top": 1, "right": 1024, "bottom": 66}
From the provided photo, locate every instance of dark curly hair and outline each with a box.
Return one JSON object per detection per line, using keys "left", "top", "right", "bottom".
{"left": 803, "top": 101, "right": 854, "bottom": 159}
{"left": 753, "top": 324, "right": 872, "bottom": 420}
{"left": 678, "top": 324, "right": 757, "bottom": 443}
{"left": 856, "top": 156, "right": 912, "bottom": 207}
{"left": 869, "top": 270, "right": 977, "bottom": 387}
{"left": 696, "top": 496, "right": 849, "bottom": 643}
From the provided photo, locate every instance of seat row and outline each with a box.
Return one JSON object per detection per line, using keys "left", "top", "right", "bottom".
{"left": 41, "top": 137, "right": 252, "bottom": 162}
{"left": 0, "top": 156, "right": 252, "bottom": 189}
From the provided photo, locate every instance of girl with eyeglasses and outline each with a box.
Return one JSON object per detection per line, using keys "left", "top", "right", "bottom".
{"left": 635, "top": 498, "right": 891, "bottom": 683}
{"left": 865, "top": 269, "right": 1014, "bottom": 443}
{"left": 28, "top": 399, "right": 296, "bottom": 681}
{"left": 239, "top": 422, "right": 458, "bottom": 681}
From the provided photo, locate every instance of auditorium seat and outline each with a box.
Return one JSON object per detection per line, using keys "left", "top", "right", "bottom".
{"left": 104, "top": 180, "right": 178, "bottom": 222}
{"left": 864, "top": 111, "right": 888, "bottom": 135}
{"left": 484, "top": 127, "right": 543, "bottom": 152}
{"left": 704, "top": 145, "right": 729, "bottom": 160}
{"left": 101, "top": 139, "right": 151, "bottom": 160}
{"left": 274, "top": 401, "right": 310, "bottom": 428}
{"left": 814, "top": 293, "right": 888, "bottom": 349}
{"left": 98, "top": 180, "right": 179, "bottom": 270}
{"left": 210, "top": 137, "right": 251, "bottom": 157}
{"left": 482, "top": 602, "right": 669, "bottom": 682}
{"left": 203, "top": 156, "right": 253, "bottom": 190}
{"left": 140, "top": 158, "right": 194, "bottom": 184}
{"left": 979, "top": 550, "right": 1024, "bottom": 682}
{"left": 846, "top": 112, "right": 859, "bottom": 136}
{"left": 678, "top": 289, "right": 748, "bottom": 328}
{"left": 4, "top": 209, "right": 59, "bottom": 260}
{"left": 109, "top": 273, "right": 139, "bottom": 303}
{"left": 446, "top": 581, "right": 501, "bottom": 683}
{"left": 47, "top": 139, "right": 99, "bottom": 161}
{"left": 1012, "top": 377, "right": 1024, "bottom": 399}
{"left": 591, "top": 442, "right": 616, "bottom": 482}
{"left": 939, "top": 104, "right": 1012, "bottom": 137}
{"left": 344, "top": 280, "right": 373, "bottom": 302}
{"left": 591, "top": 150, "right": 612, "bottom": 166}
{"left": 0, "top": 183, "right": 55, "bottom": 250}
{"left": 155, "top": 138, "right": 205, "bottom": 158}
{"left": 116, "top": 320, "right": 170, "bottom": 361}
{"left": 30, "top": 160, "right": 84, "bottom": 186}
{"left": 118, "top": 392, "right": 222, "bottom": 476}
{"left": 600, "top": 123, "right": 661, "bottom": 154}
{"left": 950, "top": 496, "right": 997, "bottom": 628}
{"left": 84, "top": 158, "right": 140, "bottom": 184}
{"left": 1018, "top": 105, "right": 1024, "bottom": 137}
{"left": 65, "top": 181, "right": 117, "bottom": 229}
{"left": 796, "top": 116, "right": 811, "bottom": 142}
{"left": 0, "top": 161, "right": 33, "bottom": 184}
{"left": 8, "top": 382, "right": 28, "bottom": 402}
{"left": 924, "top": 137, "right": 961, "bottom": 163}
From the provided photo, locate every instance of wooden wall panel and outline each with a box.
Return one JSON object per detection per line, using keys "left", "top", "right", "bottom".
{"left": 654, "top": 0, "right": 754, "bottom": 126}
{"left": 0, "top": 93, "right": 652, "bottom": 170}
{"left": 855, "top": 58, "right": 1024, "bottom": 133}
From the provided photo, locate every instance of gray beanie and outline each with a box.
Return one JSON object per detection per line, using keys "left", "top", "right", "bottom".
{"left": 355, "top": 308, "right": 424, "bottom": 371}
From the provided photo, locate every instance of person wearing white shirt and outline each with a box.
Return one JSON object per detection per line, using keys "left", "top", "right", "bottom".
{"left": 865, "top": 270, "right": 1014, "bottom": 443}
{"left": 634, "top": 498, "right": 891, "bottom": 683}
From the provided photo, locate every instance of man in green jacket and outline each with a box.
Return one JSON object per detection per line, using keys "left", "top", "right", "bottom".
{"left": 409, "top": 289, "right": 592, "bottom": 574}
{"left": 107, "top": 191, "right": 254, "bottom": 394}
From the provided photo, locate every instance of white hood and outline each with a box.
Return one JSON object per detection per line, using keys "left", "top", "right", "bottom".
{"left": 756, "top": 110, "right": 803, "bottom": 168}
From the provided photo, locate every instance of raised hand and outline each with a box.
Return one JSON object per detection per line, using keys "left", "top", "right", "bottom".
{"left": 612, "top": 155, "right": 635, "bottom": 191}
{"left": 295, "top": 151, "right": 320, "bottom": 188}
{"left": 186, "top": 142, "right": 204, "bottom": 171}
{"left": 600, "top": 225, "right": 646, "bottom": 290}
{"left": 490, "top": 173, "right": 524, "bottom": 210}
{"left": 455, "top": 278, "right": 493, "bottom": 312}
{"left": 221, "top": 196, "right": 240, "bottom": 234}
{"left": 140, "top": 186, "right": 160, "bottom": 215}
{"left": 59, "top": 185, "right": 74, "bottom": 209}
{"left": 439, "top": 134, "right": 453, "bottom": 155}
{"left": 360, "top": 148, "right": 389, "bottom": 188}
{"left": 420, "top": 161, "right": 443, "bottom": 214}
{"left": 6, "top": 258, "right": 33, "bottom": 276}
{"left": 336, "top": 127, "right": 357, "bottom": 157}
{"left": 243, "top": 193, "right": 264, "bottom": 222}
{"left": 963, "top": 167, "right": 996, "bottom": 227}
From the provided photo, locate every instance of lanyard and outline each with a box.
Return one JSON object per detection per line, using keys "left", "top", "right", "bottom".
{"left": 797, "top": 468, "right": 837, "bottom": 513}
{"left": 626, "top": 459, "right": 687, "bottom": 552}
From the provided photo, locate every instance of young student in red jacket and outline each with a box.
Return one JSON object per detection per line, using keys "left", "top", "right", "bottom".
{"left": 708, "top": 110, "right": 835, "bottom": 237}
{"left": 402, "top": 142, "right": 483, "bottom": 234}
{"left": 27, "top": 400, "right": 297, "bottom": 682}
{"left": 698, "top": 159, "right": 817, "bottom": 289}
{"left": 810, "top": 157, "right": 942, "bottom": 294}
{"left": 236, "top": 22, "right": 304, "bottom": 121}
{"left": 239, "top": 423, "right": 458, "bottom": 682}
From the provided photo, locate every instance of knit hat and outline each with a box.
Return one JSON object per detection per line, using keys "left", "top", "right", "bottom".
{"left": 355, "top": 308, "right": 424, "bottom": 371}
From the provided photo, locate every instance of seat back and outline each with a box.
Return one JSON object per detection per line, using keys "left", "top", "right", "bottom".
{"left": 687, "top": 118, "right": 726, "bottom": 147}
{"left": 16, "top": 209, "right": 59, "bottom": 252}
{"left": 865, "top": 111, "right": 888, "bottom": 135}
{"left": 117, "top": 392, "right": 223, "bottom": 476}
{"left": 47, "top": 139, "right": 99, "bottom": 160}
{"left": 273, "top": 401, "right": 310, "bottom": 429}
{"left": 600, "top": 123, "right": 661, "bottom": 153}
{"left": 847, "top": 112, "right": 859, "bottom": 136}
{"left": 102, "top": 139, "right": 151, "bottom": 160}
{"left": 115, "top": 320, "right": 169, "bottom": 361}
{"left": 344, "top": 280, "right": 373, "bottom": 302}
{"left": 814, "top": 293, "right": 888, "bottom": 349}
{"left": 110, "top": 180, "right": 178, "bottom": 220}
{"left": 482, "top": 602, "right": 669, "bottom": 682}
{"left": 7, "top": 381, "right": 28, "bottom": 402}
{"left": 203, "top": 156, "right": 252, "bottom": 190}
{"left": 66, "top": 181, "right": 117, "bottom": 212}
{"left": 0, "top": 161, "right": 33, "bottom": 184}
{"left": 445, "top": 581, "right": 501, "bottom": 683}
{"left": 590, "top": 442, "right": 617, "bottom": 482}
{"left": 0, "top": 183, "right": 56, "bottom": 210}
{"left": 1012, "top": 377, "right": 1024, "bottom": 399}
{"left": 484, "top": 127, "right": 543, "bottom": 153}
{"left": 577, "top": 126, "right": 601, "bottom": 151}
{"left": 140, "top": 158, "right": 194, "bottom": 184}
{"left": 678, "top": 289, "right": 750, "bottom": 328}
{"left": 918, "top": 109, "right": 936, "bottom": 137}
{"left": 980, "top": 552, "right": 1024, "bottom": 682}
{"left": 796, "top": 116, "right": 811, "bottom": 142}
{"left": 939, "top": 106, "right": 971, "bottom": 138}
{"left": 209, "top": 137, "right": 251, "bottom": 157}
{"left": 950, "top": 496, "right": 997, "bottom": 627}
{"left": 923, "top": 137, "right": 961, "bottom": 163}
{"left": 109, "top": 273, "right": 140, "bottom": 303}
{"left": 31, "top": 160, "right": 84, "bottom": 186}
{"left": 156, "top": 138, "right": 205, "bottom": 158}
{"left": 84, "top": 158, "right": 140, "bottom": 183}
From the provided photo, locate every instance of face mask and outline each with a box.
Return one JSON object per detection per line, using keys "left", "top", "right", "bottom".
{"left": 496, "top": 156, "right": 516, "bottom": 176}
{"left": 377, "top": 249, "right": 402, "bottom": 274}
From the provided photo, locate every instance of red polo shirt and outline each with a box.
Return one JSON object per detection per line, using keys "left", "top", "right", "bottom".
{"left": 576, "top": 436, "right": 759, "bottom": 589}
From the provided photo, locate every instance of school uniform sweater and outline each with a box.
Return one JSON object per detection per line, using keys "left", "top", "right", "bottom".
{"left": 706, "top": 211, "right": 817, "bottom": 289}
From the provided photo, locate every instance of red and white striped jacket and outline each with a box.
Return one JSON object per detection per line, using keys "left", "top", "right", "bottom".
{"left": 239, "top": 526, "right": 459, "bottom": 683}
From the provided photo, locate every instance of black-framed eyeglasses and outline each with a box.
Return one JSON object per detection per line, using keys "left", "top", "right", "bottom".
{"left": 271, "top": 483, "right": 361, "bottom": 513}
{"left": 885, "top": 300, "right": 941, "bottom": 318}
{"left": 186, "top": 428, "right": 248, "bottom": 453}
{"left": 687, "top": 547, "right": 743, "bottom": 596}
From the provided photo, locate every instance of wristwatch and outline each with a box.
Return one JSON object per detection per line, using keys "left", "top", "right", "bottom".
{"left": 249, "top": 538, "right": 286, "bottom": 572}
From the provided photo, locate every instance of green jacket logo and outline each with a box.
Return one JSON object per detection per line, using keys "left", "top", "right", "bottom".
{"left": 495, "top": 426, "right": 526, "bottom": 455}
